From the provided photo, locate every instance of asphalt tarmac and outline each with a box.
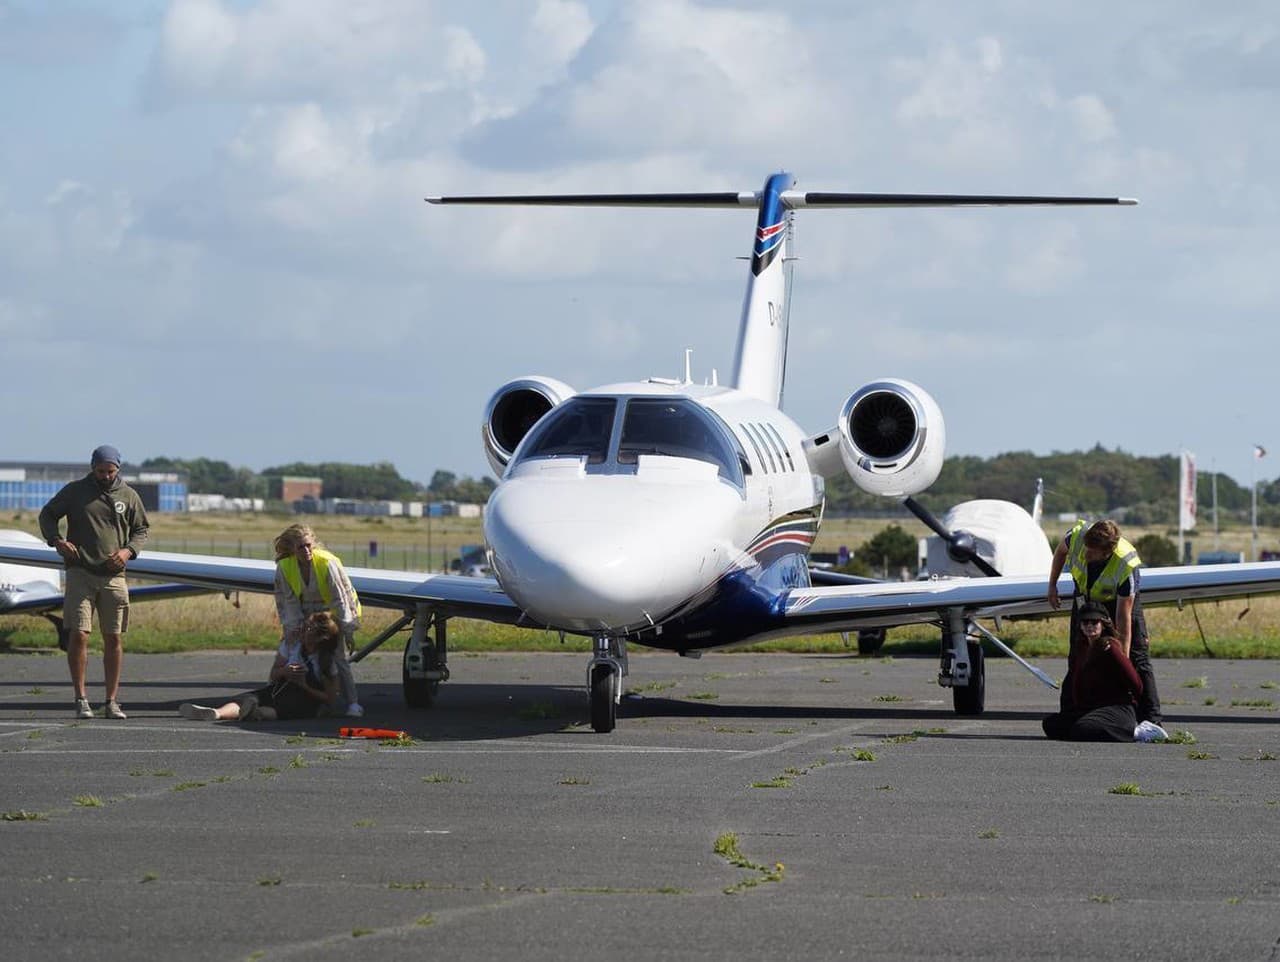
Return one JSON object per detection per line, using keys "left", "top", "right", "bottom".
{"left": 1, "top": 648, "right": 1277, "bottom": 962}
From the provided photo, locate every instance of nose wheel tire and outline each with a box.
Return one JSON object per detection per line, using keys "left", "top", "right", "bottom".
{"left": 589, "top": 665, "right": 618, "bottom": 733}
{"left": 953, "top": 640, "right": 985, "bottom": 715}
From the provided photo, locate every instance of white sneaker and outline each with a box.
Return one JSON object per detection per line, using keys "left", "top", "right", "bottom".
{"left": 74, "top": 698, "right": 94, "bottom": 720}
{"left": 1134, "top": 720, "right": 1169, "bottom": 743}
{"left": 345, "top": 703, "right": 365, "bottom": 718}
{"left": 180, "top": 703, "right": 218, "bottom": 722}
{"left": 104, "top": 700, "right": 127, "bottom": 720}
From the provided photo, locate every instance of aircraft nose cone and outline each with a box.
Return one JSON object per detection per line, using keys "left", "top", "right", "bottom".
{"left": 485, "top": 472, "right": 737, "bottom": 632}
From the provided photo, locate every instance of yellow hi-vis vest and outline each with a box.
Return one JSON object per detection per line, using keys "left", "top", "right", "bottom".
{"left": 278, "top": 548, "right": 362, "bottom": 620}
{"left": 1065, "top": 520, "right": 1141, "bottom": 602}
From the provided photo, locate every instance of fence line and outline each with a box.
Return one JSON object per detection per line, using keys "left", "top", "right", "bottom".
{"left": 147, "top": 540, "right": 462, "bottom": 572}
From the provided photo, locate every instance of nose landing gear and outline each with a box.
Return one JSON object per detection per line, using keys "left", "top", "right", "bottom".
{"left": 588, "top": 634, "right": 628, "bottom": 733}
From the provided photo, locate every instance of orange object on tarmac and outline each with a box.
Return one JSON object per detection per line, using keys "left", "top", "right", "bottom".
{"left": 339, "top": 727, "right": 407, "bottom": 739}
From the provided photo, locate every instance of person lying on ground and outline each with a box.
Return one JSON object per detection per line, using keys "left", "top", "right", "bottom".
{"left": 179, "top": 611, "right": 340, "bottom": 722}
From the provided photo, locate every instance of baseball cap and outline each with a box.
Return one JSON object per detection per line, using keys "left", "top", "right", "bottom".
{"left": 1078, "top": 601, "right": 1110, "bottom": 622}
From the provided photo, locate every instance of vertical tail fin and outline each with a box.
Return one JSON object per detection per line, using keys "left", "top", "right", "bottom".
{"left": 730, "top": 172, "right": 795, "bottom": 407}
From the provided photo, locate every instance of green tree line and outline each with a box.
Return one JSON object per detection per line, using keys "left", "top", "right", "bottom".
{"left": 141, "top": 446, "right": 1280, "bottom": 524}
{"left": 140, "top": 457, "right": 496, "bottom": 505}
{"left": 825, "top": 445, "right": 1280, "bottom": 526}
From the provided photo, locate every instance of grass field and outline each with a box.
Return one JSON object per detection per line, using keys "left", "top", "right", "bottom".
{"left": 3, "top": 509, "right": 1279, "bottom": 658}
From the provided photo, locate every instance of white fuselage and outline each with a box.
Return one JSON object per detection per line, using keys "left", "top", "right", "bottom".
{"left": 484, "top": 381, "right": 820, "bottom": 635}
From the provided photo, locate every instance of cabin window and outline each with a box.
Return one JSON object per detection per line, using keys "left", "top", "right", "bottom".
{"left": 745, "top": 423, "right": 778, "bottom": 473}
{"left": 764, "top": 423, "right": 796, "bottom": 472}
{"left": 738, "top": 424, "right": 768, "bottom": 473}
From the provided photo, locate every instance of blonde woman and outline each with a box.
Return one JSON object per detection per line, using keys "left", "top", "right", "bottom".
{"left": 272, "top": 524, "right": 363, "bottom": 717}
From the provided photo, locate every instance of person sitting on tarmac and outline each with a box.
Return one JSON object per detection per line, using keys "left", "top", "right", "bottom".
{"left": 179, "top": 612, "right": 340, "bottom": 722}
{"left": 1042, "top": 601, "right": 1161, "bottom": 742}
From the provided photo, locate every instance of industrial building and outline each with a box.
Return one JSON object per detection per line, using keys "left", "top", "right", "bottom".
{"left": 0, "top": 461, "right": 188, "bottom": 512}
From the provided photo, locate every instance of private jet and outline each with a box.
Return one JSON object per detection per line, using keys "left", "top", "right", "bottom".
{"left": 4, "top": 172, "right": 1280, "bottom": 732}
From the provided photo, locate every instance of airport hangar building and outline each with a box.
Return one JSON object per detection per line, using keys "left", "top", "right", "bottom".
{"left": 0, "top": 461, "right": 188, "bottom": 513}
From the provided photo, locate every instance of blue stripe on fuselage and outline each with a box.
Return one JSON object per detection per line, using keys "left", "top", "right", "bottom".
{"left": 623, "top": 544, "right": 810, "bottom": 652}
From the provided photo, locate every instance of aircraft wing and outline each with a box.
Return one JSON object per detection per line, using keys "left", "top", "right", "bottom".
{"left": 1, "top": 581, "right": 210, "bottom": 617}
{"left": 780, "top": 562, "right": 1280, "bottom": 636}
{"left": 0, "top": 542, "right": 534, "bottom": 626}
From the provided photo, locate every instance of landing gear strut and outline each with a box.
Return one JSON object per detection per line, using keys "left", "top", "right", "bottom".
{"left": 402, "top": 609, "right": 450, "bottom": 709}
{"left": 938, "top": 607, "right": 985, "bottom": 715}
{"left": 587, "top": 634, "right": 628, "bottom": 733}
{"left": 349, "top": 603, "right": 450, "bottom": 709}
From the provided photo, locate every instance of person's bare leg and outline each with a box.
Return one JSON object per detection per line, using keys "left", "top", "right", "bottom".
{"left": 67, "top": 630, "right": 91, "bottom": 699}
{"left": 102, "top": 633, "right": 123, "bottom": 702}
{"left": 214, "top": 703, "right": 241, "bottom": 721}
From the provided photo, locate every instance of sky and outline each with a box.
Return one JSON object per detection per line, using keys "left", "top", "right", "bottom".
{"left": 2, "top": 0, "right": 1278, "bottom": 498}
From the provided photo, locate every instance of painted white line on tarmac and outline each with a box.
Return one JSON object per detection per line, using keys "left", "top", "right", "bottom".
{"left": 729, "top": 720, "right": 882, "bottom": 761}
{"left": 3, "top": 744, "right": 743, "bottom": 755}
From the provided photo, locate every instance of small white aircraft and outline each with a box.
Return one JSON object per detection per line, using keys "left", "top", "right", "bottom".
{"left": 4, "top": 173, "right": 1280, "bottom": 731}
{"left": 0, "top": 530, "right": 207, "bottom": 648}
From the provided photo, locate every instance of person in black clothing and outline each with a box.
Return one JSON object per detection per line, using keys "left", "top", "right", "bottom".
{"left": 1043, "top": 602, "right": 1143, "bottom": 742}
{"left": 177, "top": 612, "right": 340, "bottom": 722}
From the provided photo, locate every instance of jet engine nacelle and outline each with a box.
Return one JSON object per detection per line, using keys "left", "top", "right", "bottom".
{"left": 837, "top": 378, "right": 946, "bottom": 497}
{"left": 482, "top": 376, "right": 577, "bottom": 477}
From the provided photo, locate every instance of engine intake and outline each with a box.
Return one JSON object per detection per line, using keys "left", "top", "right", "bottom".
{"left": 837, "top": 379, "right": 945, "bottom": 497}
{"left": 482, "top": 376, "right": 576, "bottom": 477}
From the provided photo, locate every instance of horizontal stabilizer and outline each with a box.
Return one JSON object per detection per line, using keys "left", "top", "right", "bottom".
{"left": 426, "top": 192, "right": 757, "bottom": 207}
{"left": 427, "top": 190, "right": 1137, "bottom": 209}
{"left": 788, "top": 192, "right": 1137, "bottom": 208}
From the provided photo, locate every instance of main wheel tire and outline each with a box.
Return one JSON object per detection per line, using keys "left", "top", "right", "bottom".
{"left": 857, "top": 628, "right": 887, "bottom": 656}
{"left": 589, "top": 665, "right": 617, "bottom": 733}
{"left": 953, "top": 641, "right": 985, "bottom": 715}
{"left": 403, "top": 639, "right": 439, "bottom": 710}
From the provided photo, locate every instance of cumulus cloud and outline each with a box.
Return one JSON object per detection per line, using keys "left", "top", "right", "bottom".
{"left": 461, "top": 0, "right": 830, "bottom": 169}
{"left": 5, "top": 2, "right": 1279, "bottom": 480}
{"left": 148, "top": 0, "right": 479, "bottom": 104}
{"left": 1067, "top": 94, "right": 1117, "bottom": 142}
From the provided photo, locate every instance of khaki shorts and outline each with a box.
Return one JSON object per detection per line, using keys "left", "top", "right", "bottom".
{"left": 64, "top": 567, "right": 130, "bottom": 635}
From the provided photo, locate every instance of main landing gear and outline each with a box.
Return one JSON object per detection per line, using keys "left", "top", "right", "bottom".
{"left": 350, "top": 603, "right": 450, "bottom": 710}
{"left": 935, "top": 609, "right": 1060, "bottom": 715}
{"left": 587, "top": 634, "right": 628, "bottom": 733}
{"left": 937, "top": 607, "right": 985, "bottom": 715}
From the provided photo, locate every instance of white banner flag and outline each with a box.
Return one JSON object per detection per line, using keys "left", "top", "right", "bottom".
{"left": 1179, "top": 450, "right": 1197, "bottom": 531}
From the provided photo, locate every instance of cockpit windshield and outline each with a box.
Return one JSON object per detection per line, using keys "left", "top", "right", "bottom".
{"left": 618, "top": 398, "right": 743, "bottom": 484}
{"left": 517, "top": 396, "right": 617, "bottom": 465}
{"left": 513, "top": 394, "right": 745, "bottom": 486}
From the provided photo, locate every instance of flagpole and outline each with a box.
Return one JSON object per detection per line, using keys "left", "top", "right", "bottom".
{"left": 1252, "top": 447, "right": 1260, "bottom": 562}
{"left": 1212, "top": 460, "right": 1219, "bottom": 551}
{"left": 1178, "top": 451, "right": 1186, "bottom": 564}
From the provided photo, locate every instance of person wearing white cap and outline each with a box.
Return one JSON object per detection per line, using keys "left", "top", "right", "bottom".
{"left": 38, "top": 445, "right": 150, "bottom": 719}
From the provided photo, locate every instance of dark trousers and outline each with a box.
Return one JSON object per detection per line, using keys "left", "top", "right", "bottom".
{"left": 1128, "top": 642, "right": 1161, "bottom": 724}
{"left": 236, "top": 683, "right": 320, "bottom": 721}
{"left": 1043, "top": 703, "right": 1137, "bottom": 742}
